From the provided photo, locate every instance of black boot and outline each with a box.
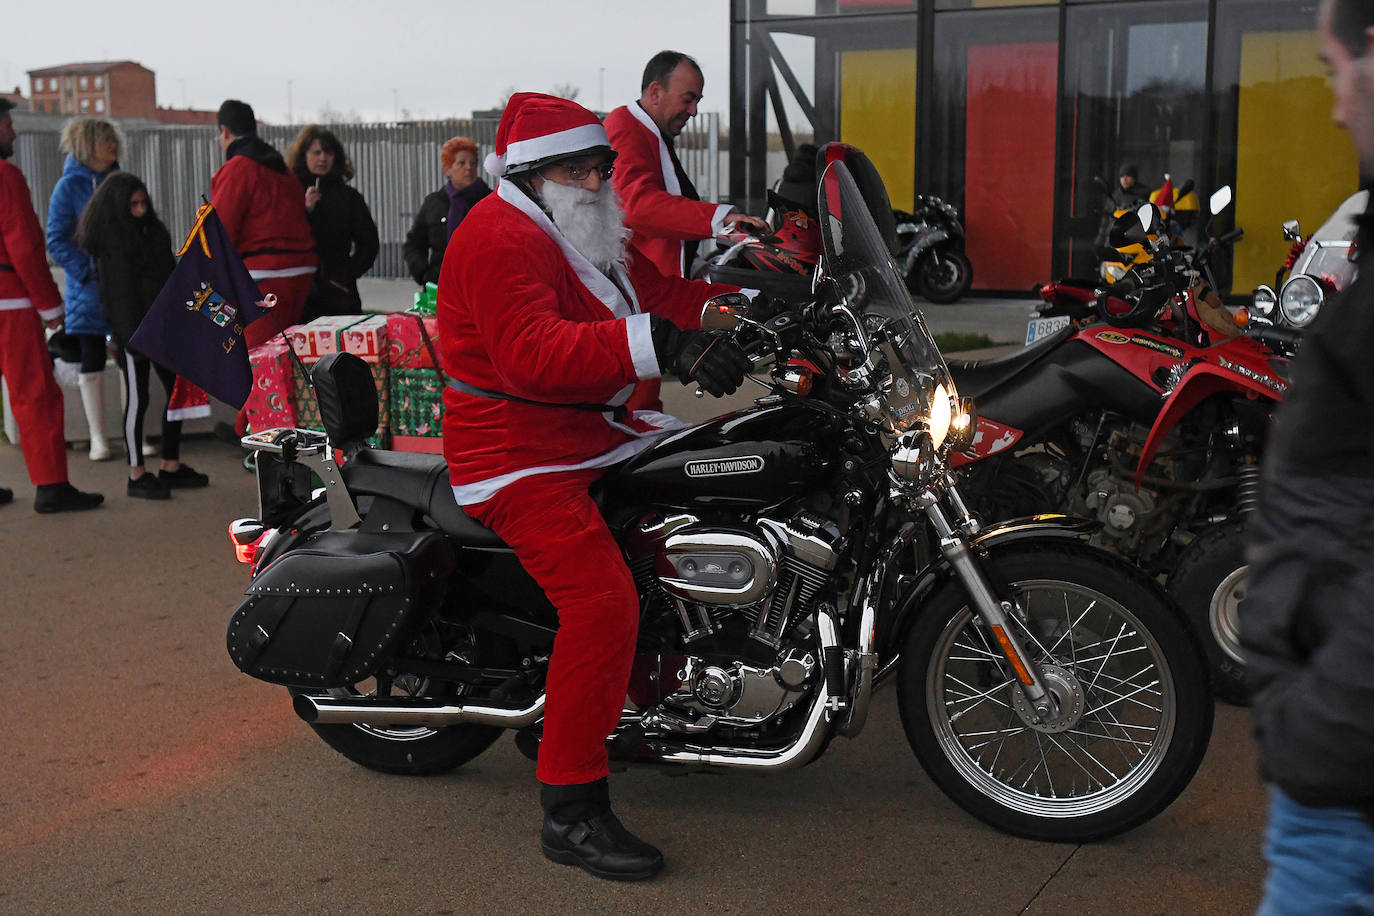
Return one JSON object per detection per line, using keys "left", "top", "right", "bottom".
{"left": 0, "top": 486, "right": 12, "bottom": 506}
{"left": 34, "top": 482, "right": 104, "bottom": 514}
{"left": 540, "top": 778, "right": 664, "bottom": 881}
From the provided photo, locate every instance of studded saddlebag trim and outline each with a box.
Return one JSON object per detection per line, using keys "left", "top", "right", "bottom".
{"left": 226, "top": 530, "right": 454, "bottom": 688}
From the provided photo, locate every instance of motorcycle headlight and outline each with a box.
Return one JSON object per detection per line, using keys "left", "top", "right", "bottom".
{"left": 1251, "top": 285, "right": 1277, "bottom": 318}
{"left": 891, "top": 429, "right": 936, "bottom": 485}
{"left": 1279, "top": 275, "right": 1323, "bottom": 328}
{"left": 928, "top": 382, "right": 953, "bottom": 450}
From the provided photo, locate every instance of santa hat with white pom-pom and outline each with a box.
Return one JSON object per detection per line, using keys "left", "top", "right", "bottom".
{"left": 483, "top": 92, "right": 616, "bottom": 179}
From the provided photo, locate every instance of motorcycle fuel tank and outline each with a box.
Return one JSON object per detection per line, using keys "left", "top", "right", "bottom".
{"left": 608, "top": 402, "right": 835, "bottom": 509}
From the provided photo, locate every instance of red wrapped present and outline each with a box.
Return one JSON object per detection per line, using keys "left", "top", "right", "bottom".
{"left": 286, "top": 315, "right": 363, "bottom": 359}
{"left": 245, "top": 339, "right": 298, "bottom": 432}
{"left": 385, "top": 311, "right": 440, "bottom": 370}
{"left": 340, "top": 314, "right": 388, "bottom": 361}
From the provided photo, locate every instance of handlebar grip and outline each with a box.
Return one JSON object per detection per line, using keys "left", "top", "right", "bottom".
{"left": 1248, "top": 324, "right": 1301, "bottom": 350}
{"left": 1217, "top": 228, "right": 1244, "bottom": 246}
{"left": 1111, "top": 272, "right": 1143, "bottom": 296}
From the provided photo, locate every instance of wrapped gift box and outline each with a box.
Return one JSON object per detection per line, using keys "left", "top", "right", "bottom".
{"left": 286, "top": 315, "right": 363, "bottom": 359}
{"left": 386, "top": 311, "right": 440, "bottom": 370}
{"left": 245, "top": 339, "right": 298, "bottom": 432}
{"left": 389, "top": 367, "right": 444, "bottom": 438}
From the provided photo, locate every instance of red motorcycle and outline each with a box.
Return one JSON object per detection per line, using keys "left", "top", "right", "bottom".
{"left": 950, "top": 198, "right": 1289, "bottom": 703}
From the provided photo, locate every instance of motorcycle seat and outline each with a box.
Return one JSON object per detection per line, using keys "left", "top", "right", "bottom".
{"left": 341, "top": 449, "right": 506, "bottom": 548}
{"left": 947, "top": 326, "right": 1076, "bottom": 400}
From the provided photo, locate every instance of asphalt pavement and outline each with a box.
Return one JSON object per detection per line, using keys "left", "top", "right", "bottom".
{"left": 0, "top": 294, "right": 1269, "bottom": 915}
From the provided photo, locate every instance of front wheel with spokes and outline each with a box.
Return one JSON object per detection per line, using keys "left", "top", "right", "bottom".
{"left": 897, "top": 543, "right": 1213, "bottom": 842}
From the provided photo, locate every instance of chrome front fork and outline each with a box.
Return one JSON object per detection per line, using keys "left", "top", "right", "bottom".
{"left": 918, "top": 488, "right": 1059, "bottom": 722}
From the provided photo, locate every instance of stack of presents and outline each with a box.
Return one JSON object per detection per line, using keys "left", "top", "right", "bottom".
{"left": 244, "top": 285, "right": 444, "bottom": 453}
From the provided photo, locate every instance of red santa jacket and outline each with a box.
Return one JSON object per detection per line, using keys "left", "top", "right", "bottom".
{"left": 604, "top": 103, "right": 732, "bottom": 279}
{"left": 0, "top": 158, "right": 63, "bottom": 321}
{"left": 210, "top": 139, "right": 317, "bottom": 278}
{"left": 438, "top": 180, "right": 736, "bottom": 506}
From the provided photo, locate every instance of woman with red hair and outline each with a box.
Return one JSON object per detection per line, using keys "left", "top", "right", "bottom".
{"left": 402, "top": 136, "right": 490, "bottom": 286}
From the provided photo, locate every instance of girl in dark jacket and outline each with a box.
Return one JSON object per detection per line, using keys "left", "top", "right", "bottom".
{"left": 77, "top": 172, "right": 209, "bottom": 499}
{"left": 402, "top": 136, "right": 490, "bottom": 286}
{"left": 285, "top": 125, "right": 379, "bottom": 322}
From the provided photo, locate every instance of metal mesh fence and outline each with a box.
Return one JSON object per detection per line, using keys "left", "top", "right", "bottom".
{"left": 13, "top": 113, "right": 721, "bottom": 280}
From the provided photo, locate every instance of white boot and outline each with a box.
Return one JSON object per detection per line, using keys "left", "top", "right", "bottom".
{"left": 77, "top": 371, "right": 112, "bottom": 461}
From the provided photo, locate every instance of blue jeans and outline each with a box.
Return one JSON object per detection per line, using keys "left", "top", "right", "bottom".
{"left": 1258, "top": 787, "right": 1374, "bottom": 915}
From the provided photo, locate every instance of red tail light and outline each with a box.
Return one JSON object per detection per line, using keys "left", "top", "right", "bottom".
{"left": 228, "top": 519, "right": 273, "bottom": 565}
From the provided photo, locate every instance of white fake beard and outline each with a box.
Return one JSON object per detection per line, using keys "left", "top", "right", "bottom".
{"left": 540, "top": 178, "right": 630, "bottom": 272}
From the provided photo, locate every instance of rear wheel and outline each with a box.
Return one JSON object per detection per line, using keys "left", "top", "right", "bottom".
{"left": 897, "top": 543, "right": 1213, "bottom": 842}
{"left": 913, "top": 249, "right": 973, "bottom": 304}
{"left": 1170, "top": 521, "right": 1250, "bottom": 705}
{"left": 291, "top": 679, "right": 503, "bottom": 776}
{"left": 291, "top": 623, "right": 516, "bottom": 776}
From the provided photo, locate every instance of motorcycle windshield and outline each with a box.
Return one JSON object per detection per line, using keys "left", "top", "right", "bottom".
{"left": 818, "top": 161, "right": 959, "bottom": 445}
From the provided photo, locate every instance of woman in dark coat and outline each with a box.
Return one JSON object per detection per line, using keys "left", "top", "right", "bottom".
{"left": 76, "top": 172, "right": 209, "bottom": 499}
{"left": 285, "top": 125, "right": 380, "bottom": 321}
{"left": 402, "top": 136, "right": 490, "bottom": 286}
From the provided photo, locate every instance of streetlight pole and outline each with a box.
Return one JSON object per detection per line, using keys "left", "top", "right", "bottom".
{"left": 393, "top": 88, "right": 399, "bottom": 123}
{"left": 599, "top": 67, "right": 605, "bottom": 112}
{"left": 287, "top": 79, "right": 294, "bottom": 125}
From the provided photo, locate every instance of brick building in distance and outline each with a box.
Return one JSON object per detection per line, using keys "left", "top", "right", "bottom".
{"left": 26, "top": 61, "right": 217, "bottom": 124}
{"left": 29, "top": 61, "right": 155, "bottom": 118}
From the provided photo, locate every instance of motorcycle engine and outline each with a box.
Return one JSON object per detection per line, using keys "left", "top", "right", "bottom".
{"left": 623, "top": 508, "right": 845, "bottom": 733}
{"left": 1081, "top": 467, "right": 1158, "bottom": 550}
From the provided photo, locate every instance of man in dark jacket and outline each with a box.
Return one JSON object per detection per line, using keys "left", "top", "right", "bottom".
{"left": 1242, "top": 1, "right": 1374, "bottom": 909}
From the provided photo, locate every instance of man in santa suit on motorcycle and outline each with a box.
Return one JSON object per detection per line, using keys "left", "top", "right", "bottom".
{"left": 604, "top": 51, "right": 769, "bottom": 278}
{"left": 436, "top": 92, "right": 750, "bottom": 881}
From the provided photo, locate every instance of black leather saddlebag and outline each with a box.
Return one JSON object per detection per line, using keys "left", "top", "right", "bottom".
{"left": 226, "top": 530, "right": 454, "bottom": 688}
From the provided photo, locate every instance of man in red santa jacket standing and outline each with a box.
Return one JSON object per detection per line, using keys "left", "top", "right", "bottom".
{"left": 438, "top": 92, "right": 751, "bottom": 881}
{"left": 604, "top": 51, "right": 770, "bottom": 279}
{"left": 211, "top": 99, "right": 318, "bottom": 436}
{"left": 0, "top": 99, "right": 103, "bottom": 513}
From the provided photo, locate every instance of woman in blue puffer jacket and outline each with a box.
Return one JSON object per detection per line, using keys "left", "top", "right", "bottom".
{"left": 47, "top": 117, "right": 120, "bottom": 460}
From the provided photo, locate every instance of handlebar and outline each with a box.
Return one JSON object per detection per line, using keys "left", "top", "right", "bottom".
{"left": 1216, "top": 228, "right": 1244, "bottom": 247}
{"left": 1246, "top": 323, "right": 1301, "bottom": 353}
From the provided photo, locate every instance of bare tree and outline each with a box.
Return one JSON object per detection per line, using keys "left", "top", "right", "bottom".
{"left": 550, "top": 82, "right": 580, "bottom": 101}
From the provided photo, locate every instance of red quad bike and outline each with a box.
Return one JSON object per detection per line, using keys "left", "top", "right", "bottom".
{"left": 950, "top": 193, "right": 1294, "bottom": 704}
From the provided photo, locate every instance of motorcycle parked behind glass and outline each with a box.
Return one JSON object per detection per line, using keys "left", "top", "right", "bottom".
{"left": 225, "top": 150, "right": 1213, "bottom": 844}
{"left": 894, "top": 195, "right": 973, "bottom": 304}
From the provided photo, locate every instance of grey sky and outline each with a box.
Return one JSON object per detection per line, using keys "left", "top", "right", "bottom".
{"left": 1, "top": 0, "right": 733, "bottom": 122}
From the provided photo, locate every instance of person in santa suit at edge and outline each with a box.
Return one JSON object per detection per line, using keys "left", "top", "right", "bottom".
{"left": 438, "top": 92, "right": 751, "bottom": 881}
{"left": 0, "top": 99, "right": 104, "bottom": 513}
{"left": 604, "top": 50, "right": 770, "bottom": 279}
{"left": 211, "top": 99, "right": 318, "bottom": 437}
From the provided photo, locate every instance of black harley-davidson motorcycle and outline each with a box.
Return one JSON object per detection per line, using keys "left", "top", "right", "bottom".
{"left": 225, "top": 155, "right": 1213, "bottom": 843}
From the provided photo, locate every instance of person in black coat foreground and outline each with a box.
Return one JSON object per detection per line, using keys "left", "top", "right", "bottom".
{"left": 402, "top": 136, "right": 490, "bottom": 286}
{"left": 285, "top": 125, "right": 380, "bottom": 321}
{"left": 1242, "top": 1, "right": 1374, "bottom": 910}
{"left": 76, "top": 172, "right": 209, "bottom": 499}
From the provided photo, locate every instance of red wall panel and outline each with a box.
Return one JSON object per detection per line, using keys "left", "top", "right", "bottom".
{"left": 964, "top": 42, "right": 1058, "bottom": 291}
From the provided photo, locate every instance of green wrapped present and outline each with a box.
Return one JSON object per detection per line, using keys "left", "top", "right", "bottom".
{"left": 412, "top": 282, "right": 438, "bottom": 316}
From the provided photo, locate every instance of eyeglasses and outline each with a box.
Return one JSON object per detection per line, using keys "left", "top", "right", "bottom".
{"left": 544, "top": 160, "right": 615, "bottom": 182}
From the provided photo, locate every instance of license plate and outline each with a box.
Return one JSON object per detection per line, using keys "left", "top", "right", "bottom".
{"left": 1025, "top": 315, "right": 1071, "bottom": 346}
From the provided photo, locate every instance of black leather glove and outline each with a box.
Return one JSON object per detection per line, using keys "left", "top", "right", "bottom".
{"left": 747, "top": 293, "right": 781, "bottom": 323}
{"left": 650, "top": 316, "right": 753, "bottom": 397}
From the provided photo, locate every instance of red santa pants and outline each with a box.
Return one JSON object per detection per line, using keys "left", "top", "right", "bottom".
{"left": 467, "top": 467, "right": 639, "bottom": 786}
{"left": 236, "top": 273, "right": 314, "bottom": 434}
{"left": 0, "top": 308, "right": 68, "bottom": 486}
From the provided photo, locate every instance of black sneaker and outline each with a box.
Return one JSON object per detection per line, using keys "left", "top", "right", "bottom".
{"left": 158, "top": 465, "right": 209, "bottom": 489}
{"left": 540, "top": 811, "right": 664, "bottom": 881}
{"left": 128, "top": 473, "right": 171, "bottom": 500}
{"left": 0, "top": 486, "right": 12, "bottom": 506}
{"left": 34, "top": 482, "right": 104, "bottom": 513}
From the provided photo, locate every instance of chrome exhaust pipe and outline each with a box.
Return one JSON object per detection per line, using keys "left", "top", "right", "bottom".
{"left": 650, "top": 680, "right": 832, "bottom": 770}
{"left": 293, "top": 693, "right": 545, "bottom": 728}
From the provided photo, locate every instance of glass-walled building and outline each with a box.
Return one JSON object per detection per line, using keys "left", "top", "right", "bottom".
{"left": 728, "top": 0, "right": 1353, "bottom": 295}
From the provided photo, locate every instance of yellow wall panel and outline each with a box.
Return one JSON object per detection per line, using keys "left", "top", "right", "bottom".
{"left": 839, "top": 49, "right": 917, "bottom": 209}
{"left": 1234, "top": 31, "right": 1358, "bottom": 292}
